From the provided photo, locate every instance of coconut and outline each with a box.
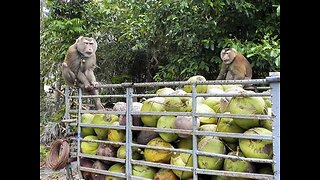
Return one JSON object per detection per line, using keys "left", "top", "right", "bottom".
{"left": 183, "top": 75, "right": 207, "bottom": 93}
{"left": 81, "top": 113, "right": 96, "bottom": 137}
{"left": 91, "top": 160, "right": 108, "bottom": 180}
{"left": 91, "top": 114, "right": 119, "bottom": 139}
{"left": 132, "top": 165, "right": 157, "bottom": 179}
{"left": 228, "top": 95, "right": 266, "bottom": 129}
{"left": 164, "top": 89, "right": 190, "bottom": 112}
{"left": 157, "top": 116, "right": 179, "bottom": 142}
{"left": 216, "top": 113, "right": 245, "bottom": 143}
{"left": 154, "top": 168, "right": 178, "bottom": 180}
{"left": 81, "top": 135, "right": 99, "bottom": 154}
{"left": 116, "top": 145, "right": 142, "bottom": 160}
{"left": 105, "top": 163, "right": 125, "bottom": 180}
{"left": 198, "top": 124, "right": 217, "bottom": 140}
{"left": 203, "top": 97, "right": 223, "bottom": 113}
{"left": 239, "top": 127, "right": 273, "bottom": 159}
{"left": 174, "top": 116, "right": 200, "bottom": 138}
{"left": 113, "top": 102, "right": 126, "bottom": 111}
{"left": 207, "top": 84, "right": 224, "bottom": 92}
{"left": 219, "top": 97, "right": 230, "bottom": 113}
{"left": 261, "top": 107, "right": 272, "bottom": 131}
{"left": 119, "top": 102, "right": 143, "bottom": 127}
{"left": 144, "top": 137, "right": 174, "bottom": 163}
{"left": 107, "top": 121, "right": 126, "bottom": 147}
{"left": 156, "top": 87, "right": 175, "bottom": 95}
{"left": 184, "top": 97, "right": 205, "bottom": 112}
{"left": 198, "top": 136, "right": 226, "bottom": 170}
{"left": 140, "top": 97, "right": 166, "bottom": 127}
{"left": 96, "top": 143, "right": 117, "bottom": 164}
{"left": 197, "top": 103, "right": 218, "bottom": 124}
{"left": 80, "top": 158, "right": 94, "bottom": 179}
{"left": 223, "top": 151, "right": 255, "bottom": 173}
{"left": 170, "top": 152, "right": 193, "bottom": 179}
{"left": 222, "top": 84, "right": 243, "bottom": 92}
{"left": 136, "top": 130, "right": 159, "bottom": 145}
{"left": 176, "top": 137, "right": 193, "bottom": 150}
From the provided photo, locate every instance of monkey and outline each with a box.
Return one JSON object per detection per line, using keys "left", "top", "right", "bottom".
{"left": 61, "top": 36, "right": 104, "bottom": 110}
{"left": 216, "top": 48, "right": 252, "bottom": 80}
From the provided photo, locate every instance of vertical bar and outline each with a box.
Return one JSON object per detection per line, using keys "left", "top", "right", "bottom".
{"left": 125, "top": 86, "right": 133, "bottom": 179}
{"left": 64, "top": 86, "right": 73, "bottom": 180}
{"left": 191, "top": 84, "right": 198, "bottom": 180}
{"left": 77, "top": 88, "right": 83, "bottom": 179}
{"left": 64, "top": 87, "right": 70, "bottom": 134}
{"left": 269, "top": 76, "right": 280, "bottom": 180}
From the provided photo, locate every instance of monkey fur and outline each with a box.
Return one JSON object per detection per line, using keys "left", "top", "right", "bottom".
{"left": 61, "top": 36, "right": 104, "bottom": 110}
{"left": 216, "top": 48, "right": 252, "bottom": 80}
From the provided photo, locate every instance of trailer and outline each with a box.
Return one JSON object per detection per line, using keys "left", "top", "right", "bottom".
{"left": 62, "top": 72, "right": 280, "bottom": 180}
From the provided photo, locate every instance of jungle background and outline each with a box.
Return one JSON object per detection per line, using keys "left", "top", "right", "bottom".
{"left": 40, "top": 0, "right": 280, "bottom": 175}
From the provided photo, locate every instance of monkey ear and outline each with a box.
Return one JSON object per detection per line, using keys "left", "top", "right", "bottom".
{"left": 75, "top": 36, "right": 83, "bottom": 43}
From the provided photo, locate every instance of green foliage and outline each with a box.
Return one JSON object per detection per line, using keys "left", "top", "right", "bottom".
{"left": 41, "top": 0, "right": 280, "bottom": 89}
{"left": 40, "top": 144, "right": 48, "bottom": 162}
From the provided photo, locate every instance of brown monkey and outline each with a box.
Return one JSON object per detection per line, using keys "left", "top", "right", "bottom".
{"left": 61, "top": 36, "right": 104, "bottom": 110}
{"left": 216, "top": 48, "right": 252, "bottom": 80}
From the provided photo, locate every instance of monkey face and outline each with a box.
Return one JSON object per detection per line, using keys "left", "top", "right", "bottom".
{"left": 220, "top": 48, "right": 236, "bottom": 64}
{"left": 76, "top": 37, "right": 97, "bottom": 58}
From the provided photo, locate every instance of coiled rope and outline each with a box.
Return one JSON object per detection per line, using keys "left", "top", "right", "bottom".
{"left": 46, "top": 139, "right": 70, "bottom": 171}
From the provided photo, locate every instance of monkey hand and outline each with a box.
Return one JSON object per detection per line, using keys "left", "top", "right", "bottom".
{"left": 91, "top": 81, "right": 100, "bottom": 88}
{"left": 84, "top": 84, "right": 95, "bottom": 91}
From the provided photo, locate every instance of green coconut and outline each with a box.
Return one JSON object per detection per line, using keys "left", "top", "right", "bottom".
{"left": 183, "top": 97, "right": 205, "bottom": 112}
{"left": 198, "top": 136, "right": 226, "bottom": 170}
{"left": 207, "top": 84, "right": 224, "bottom": 92}
{"left": 144, "top": 137, "right": 174, "bottom": 163}
{"left": 91, "top": 114, "right": 119, "bottom": 139}
{"left": 157, "top": 116, "right": 179, "bottom": 142}
{"left": 81, "top": 113, "right": 96, "bottom": 137}
{"left": 132, "top": 165, "right": 157, "bottom": 179}
{"left": 261, "top": 107, "right": 273, "bottom": 131}
{"left": 154, "top": 168, "right": 179, "bottom": 180}
{"left": 239, "top": 127, "right": 273, "bottom": 159}
{"left": 197, "top": 103, "right": 218, "bottom": 124}
{"left": 228, "top": 95, "right": 266, "bottom": 129}
{"left": 107, "top": 121, "right": 126, "bottom": 147}
{"left": 156, "top": 87, "right": 175, "bottom": 95}
{"left": 216, "top": 113, "right": 245, "bottom": 143}
{"left": 170, "top": 152, "right": 193, "bottom": 179}
{"left": 203, "top": 97, "right": 223, "bottom": 113}
{"left": 222, "top": 84, "right": 243, "bottom": 92}
{"left": 223, "top": 151, "right": 255, "bottom": 173}
{"left": 183, "top": 75, "right": 207, "bottom": 93}
{"left": 140, "top": 97, "right": 166, "bottom": 127}
{"left": 105, "top": 163, "right": 125, "bottom": 180}
{"left": 116, "top": 145, "right": 142, "bottom": 160}
{"left": 80, "top": 135, "right": 99, "bottom": 155}
{"left": 176, "top": 137, "right": 193, "bottom": 150}
{"left": 198, "top": 124, "right": 217, "bottom": 140}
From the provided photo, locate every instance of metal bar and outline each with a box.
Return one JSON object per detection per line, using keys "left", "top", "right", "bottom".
{"left": 129, "top": 111, "right": 272, "bottom": 119}
{"left": 77, "top": 88, "right": 83, "bottom": 179}
{"left": 79, "top": 153, "right": 126, "bottom": 164}
{"left": 80, "top": 138, "right": 126, "bottom": 147}
{"left": 79, "top": 123, "right": 126, "bottom": 130}
{"left": 79, "top": 166, "right": 126, "bottom": 178}
{"left": 131, "top": 160, "right": 193, "bottom": 172}
{"left": 131, "top": 79, "right": 268, "bottom": 87}
{"left": 132, "top": 143, "right": 192, "bottom": 154}
{"left": 197, "top": 169, "right": 274, "bottom": 179}
{"left": 191, "top": 84, "right": 198, "bottom": 180}
{"left": 125, "top": 86, "right": 134, "bottom": 179}
{"left": 269, "top": 74, "right": 280, "bottom": 180}
{"left": 197, "top": 150, "right": 273, "bottom": 164}
{"left": 131, "top": 92, "right": 270, "bottom": 98}
{"left": 80, "top": 110, "right": 126, "bottom": 115}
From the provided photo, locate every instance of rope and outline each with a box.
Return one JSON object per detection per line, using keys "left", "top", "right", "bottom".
{"left": 46, "top": 139, "right": 70, "bottom": 171}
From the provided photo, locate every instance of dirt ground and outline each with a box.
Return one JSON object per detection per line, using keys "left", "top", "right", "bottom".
{"left": 40, "top": 161, "right": 80, "bottom": 180}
